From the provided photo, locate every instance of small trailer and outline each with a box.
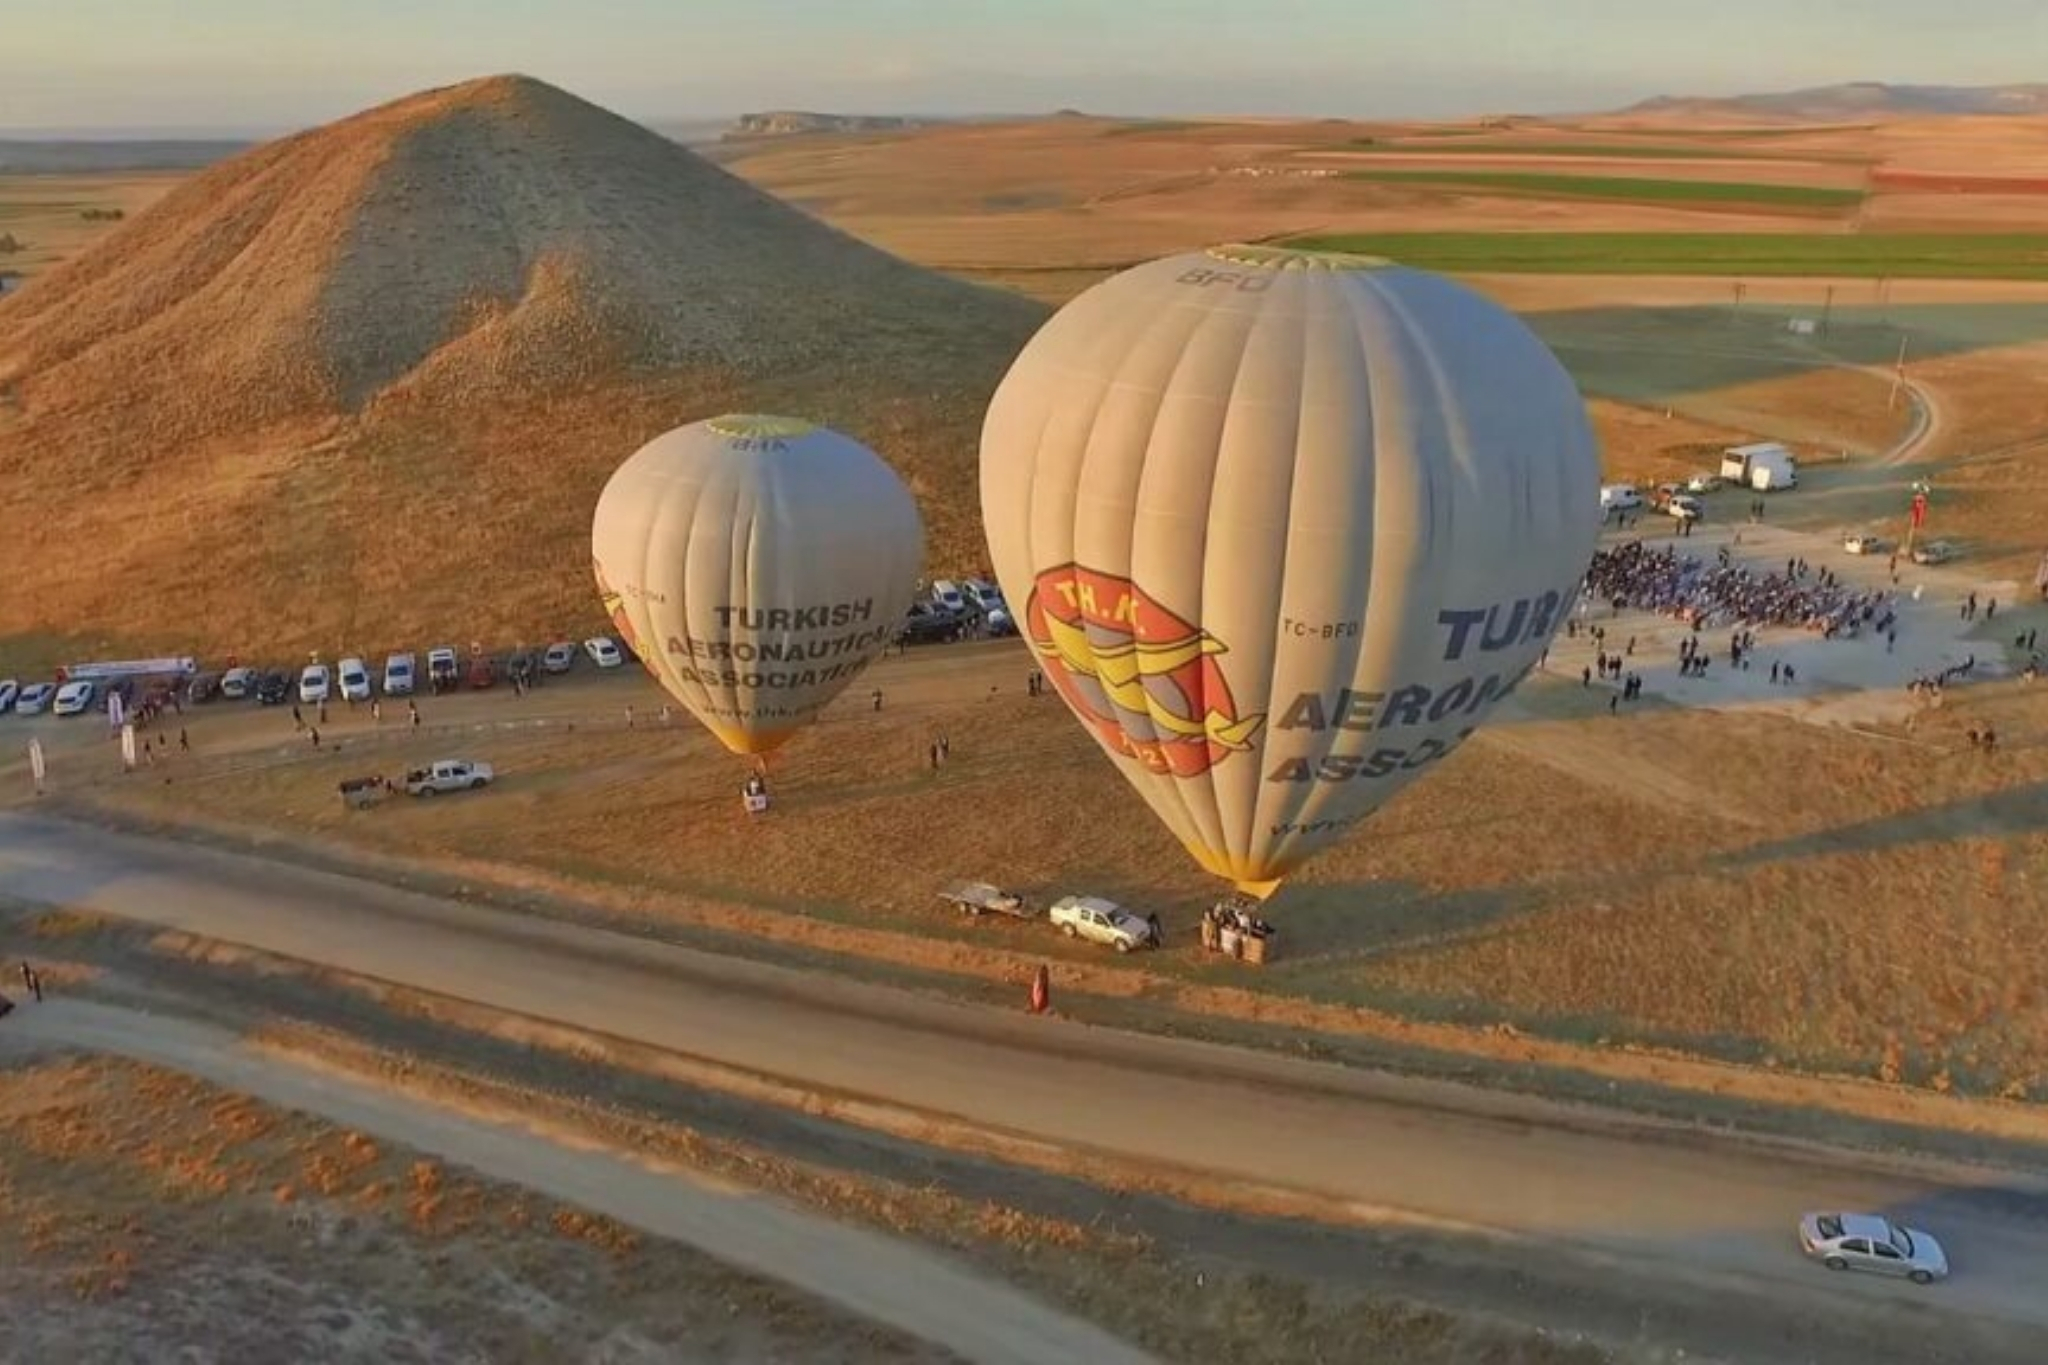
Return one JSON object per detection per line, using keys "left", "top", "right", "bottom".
{"left": 937, "top": 881, "right": 1036, "bottom": 920}
{"left": 336, "top": 775, "right": 390, "bottom": 811}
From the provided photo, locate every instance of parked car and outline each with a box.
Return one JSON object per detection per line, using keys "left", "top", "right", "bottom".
{"left": 899, "top": 602, "right": 962, "bottom": 646}
{"left": 1048, "top": 894, "right": 1157, "bottom": 953}
{"left": 467, "top": 655, "right": 497, "bottom": 689}
{"left": 337, "top": 657, "right": 372, "bottom": 702}
{"left": 584, "top": 636, "right": 624, "bottom": 669}
{"left": 256, "top": 671, "right": 292, "bottom": 705}
{"left": 1798, "top": 1212, "right": 1947, "bottom": 1285}
{"left": 1663, "top": 493, "right": 1703, "bottom": 521}
{"left": 220, "top": 666, "right": 258, "bottom": 700}
{"left": 1685, "top": 473, "right": 1724, "bottom": 494}
{"left": 53, "top": 679, "right": 98, "bottom": 717}
{"left": 14, "top": 682, "right": 56, "bottom": 715}
{"left": 0, "top": 679, "right": 17, "bottom": 714}
{"left": 299, "top": 664, "right": 332, "bottom": 704}
{"left": 186, "top": 672, "right": 221, "bottom": 703}
{"left": 961, "top": 578, "right": 1014, "bottom": 635}
{"left": 403, "top": 759, "right": 495, "bottom": 796}
{"left": 928, "top": 578, "right": 968, "bottom": 614}
{"left": 1842, "top": 533, "right": 1888, "bottom": 556}
{"left": 383, "top": 652, "right": 417, "bottom": 696}
{"left": 1912, "top": 540, "right": 1957, "bottom": 566}
{"left": 426, "top": 646, "right": 460, "bottom": 693}
{"left": 542, "top": 641, "right": 576, "bottom": 674}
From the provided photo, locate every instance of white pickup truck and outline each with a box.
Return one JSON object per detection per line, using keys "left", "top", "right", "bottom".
{"left": 403, "top": 759, "right": 494, "bottom": 796}
{"left": 1048, "top": 895, "right": 1156, "bottom": 953}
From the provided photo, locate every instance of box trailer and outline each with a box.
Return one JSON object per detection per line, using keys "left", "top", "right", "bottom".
{"left": 1720, "top": 442, "right": 1799, "bottom": 491}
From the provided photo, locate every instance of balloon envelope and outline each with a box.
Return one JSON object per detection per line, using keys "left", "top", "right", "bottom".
{"left": 979, "top": 245, "right": 1601, "bottom": 896}
{"left": 593, "top": 415, "right": 923, "bottom": 755}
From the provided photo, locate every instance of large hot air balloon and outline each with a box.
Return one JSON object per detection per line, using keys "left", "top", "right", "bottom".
{"left": 979, "top": 244, "right": 1600, "bottom": 899}
{"left": 592, "top": 415, "right": 923, "bottom": 757}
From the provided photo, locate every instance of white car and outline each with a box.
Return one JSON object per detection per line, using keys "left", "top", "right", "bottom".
{"left": 337, "top": 656, "right": 372, "bottom": 702}
{"left": 1664, "top": 494, "right": 1703, "bottom": 521}
{"left": 0, "top": 679, "right": 17, "bottom": 714}
{"left": 1842, "top": 533, "right": 1887, "bottom": 556}
{"left": 299, "top": 664, "right": 331, "bottom": 704}
{"left": 1798, "top": 1212, "right": 1948, "bottom": 1285}
{"left": 15, "top": 682, "right": 56, "bottom": 715}
{"left": 1048, "top": 895, "right": 1157, "bottom": 953}
{"left": 220, "top": 666, "right": 257, "bottom": 700}
{"left": 542, "top": 641, "right": 577, "bottom": 673}
{"left": 584, "top": 636, "right": 624, "bottom": 668}
{"left": 53, "top": 679, "right": 98, "bottom": 717}
{"left": 1685, "top": 473, "right": 1724, "bottom": 494}
{"left": 383, "top": 652, "right": 416, "bottom": 695}
{"left": 928, "top": 578, "right": 968, "bottom": 614}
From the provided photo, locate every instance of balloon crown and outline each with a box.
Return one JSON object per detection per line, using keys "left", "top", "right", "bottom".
{"left": 707, "top": 414, "right": 817, "bottom": 440}
{"left": 1205, "top": 243, "right": 1390, "bottom": 271}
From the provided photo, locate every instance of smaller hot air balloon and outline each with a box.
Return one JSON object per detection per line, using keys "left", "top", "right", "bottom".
{"left": 592, "top": 415, "right": 923, "bottom": 757}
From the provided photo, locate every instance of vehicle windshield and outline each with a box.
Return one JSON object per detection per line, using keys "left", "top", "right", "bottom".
{"left": 1889, "top": 1224, "right": 1914, "bottom": 1256}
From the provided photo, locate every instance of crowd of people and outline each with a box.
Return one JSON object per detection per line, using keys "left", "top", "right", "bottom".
{"left": 1581, "top": 540, "right": 1898, "bottom": 643}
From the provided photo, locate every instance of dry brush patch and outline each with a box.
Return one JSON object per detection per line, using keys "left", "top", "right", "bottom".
{"left": 0, "top": 1052, "right": 945, "bottom": 1363}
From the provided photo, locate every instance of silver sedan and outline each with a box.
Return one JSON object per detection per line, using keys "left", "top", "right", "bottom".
{"left": 1798, "top": 1212, "right": 1948, "bottom": 1284}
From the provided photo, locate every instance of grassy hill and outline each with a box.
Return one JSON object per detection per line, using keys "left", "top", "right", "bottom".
{"left": 0, "top": 75, "right": 1045, "bottom": 661}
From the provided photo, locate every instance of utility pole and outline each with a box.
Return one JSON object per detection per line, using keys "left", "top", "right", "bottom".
{"left": 1729, "top": 280, "right": 1747, "bottom": 325}
{"left": 1820, "top": 284, "right": 1835, "bottom": 337}
{"left": 1887, "top": 332, "right": 1910, "bottom": 411}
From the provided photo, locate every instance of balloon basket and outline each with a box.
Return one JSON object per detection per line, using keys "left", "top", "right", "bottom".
{"left": 743, "top": 791, "right": 770, "bottom": 815}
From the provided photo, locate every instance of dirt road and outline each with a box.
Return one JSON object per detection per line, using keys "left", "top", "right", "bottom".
{"left": 7, "top": 810, "right": 2048, "bottom": 1346}
{"left": 4, "top": 995, "right": 1155, "bottom": 1365}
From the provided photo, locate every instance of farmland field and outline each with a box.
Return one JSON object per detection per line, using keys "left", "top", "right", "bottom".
{"left": 1286, "top": 231, "right": 2048, "bottom": 278}
{"left": 1337, "top": 171, "right": 1865, "bottom": 209}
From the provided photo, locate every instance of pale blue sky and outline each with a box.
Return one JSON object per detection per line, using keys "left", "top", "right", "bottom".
{"left": 2, "top": 0, "right": 2044, "bottom": 134}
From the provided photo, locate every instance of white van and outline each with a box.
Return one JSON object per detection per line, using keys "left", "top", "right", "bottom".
{"left": 928, "top": 579, "right": 967, "bottom": 614}
{"left": 1600, "top": 484, "right": 1644, "bottom": 514}
{"left": 220, "top": 666, "right": 257, "bottom": 700}
{"left": 383, "top": 652, "right": 416, "bottom": 696}
{"left": 337, "top": 656, "right": 372, "bottom": 701}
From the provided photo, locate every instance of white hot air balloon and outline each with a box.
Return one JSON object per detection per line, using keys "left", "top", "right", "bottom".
{"left": 592, "top": 415, "right": 923, "bottom": 757}
{"left": 980, "top": 244, "right": 1601, "bottom": 899}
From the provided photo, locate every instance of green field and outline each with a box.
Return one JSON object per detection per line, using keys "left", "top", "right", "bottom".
{"left": 1343, "top": 169, "right": 1865, "bottom": 208}
{"left": 1352, "top": 140, "right": 1861, "bottom": 162}
{"left": 1282, "top": 231, "right": 2048, "bottom": 279}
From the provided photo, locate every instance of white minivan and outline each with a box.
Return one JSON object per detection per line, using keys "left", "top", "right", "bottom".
{"left": 299, "top": 663, "right": 331, "bottom": 704}
{"left": 383, "top": 652, "right": 416, "bottom": 696}
{"left": 1600, "top": 484, "right": 1645, "bottom": 514}
{"left": 929, "top": 579, "right": 967, "bottom": 614}
{"left": 337, "top": 656, "right": 372, "bottom": 702}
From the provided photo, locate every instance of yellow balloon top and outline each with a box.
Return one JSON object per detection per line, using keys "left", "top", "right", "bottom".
{"left": 1204, "top": 243, "right": 1392, "bottom": 271}
{"left": 706, "top": 414, "right": 819, "bottom": 440}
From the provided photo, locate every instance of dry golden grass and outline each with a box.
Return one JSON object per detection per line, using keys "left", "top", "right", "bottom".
{"left": 88, "top": 628, "right": 2048, "bottom": 1105}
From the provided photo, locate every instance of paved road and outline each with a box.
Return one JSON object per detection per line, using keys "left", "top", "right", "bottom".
{"left": 3, "top": 998, "right": 1155, "bottom": 1365}
{"left": 6, "top": 810, "right": 2048, "bottom": 1343}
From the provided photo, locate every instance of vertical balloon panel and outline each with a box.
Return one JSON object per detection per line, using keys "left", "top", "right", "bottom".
{"left": 981, "top": 246, "right": 1601, "bottom": 899}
